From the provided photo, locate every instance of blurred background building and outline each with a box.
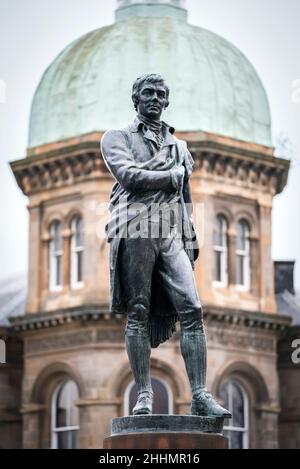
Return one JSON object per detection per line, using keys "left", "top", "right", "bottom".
{"left": 1, "top": 0, "right": 299, "bottom": 449}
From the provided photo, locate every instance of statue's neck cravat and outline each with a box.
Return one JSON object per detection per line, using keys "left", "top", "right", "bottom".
{"left": 137, "top": 113, "right": 163, "bottom": 135}
{"left": 137, "top": 113, "right": 166, "bottom": 149}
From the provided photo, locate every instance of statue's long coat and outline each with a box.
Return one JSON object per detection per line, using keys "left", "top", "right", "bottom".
{"left": 100, "top": 117, "right": 199, "bottom": 347}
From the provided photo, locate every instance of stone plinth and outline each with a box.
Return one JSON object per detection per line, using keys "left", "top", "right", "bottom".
{"left": 103, "top": 415, "right": 228, "bottom": 449}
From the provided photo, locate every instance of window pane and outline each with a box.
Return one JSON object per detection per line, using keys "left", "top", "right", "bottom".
{"left": 237, "top": 221, "right": 250, "bottom": 251}
{"left": 50, "top": 239, "right": 54, "bottom": 257}
{"left": 214, "top": 251, "right": 222, "bottom": 282}
{"left": 68, "top": 382, "right": 79, "bottom": 426}
{"left": 232, "top": 383, "right": 244, "bottom": 427}
{"left": 50, "top": 222, "right": 63, "bottom": 290}
{"left": 214, "top": 216, "right": 227, "bottom": 246}
{"left": 237, "top": 222, "right": 245, "bottom": 250}
{"left": 219, "top": 383, "right": 229, "bottom": 410}
{"left": 57, "top": 430, "right": 78, "bottom": 450}
{"left": 236, "top": 255, "right": 244, "bottom": 285}
{"left": 54, "top": 222, "right": 62, "bottom": 251}
{"left": 57, "top": 431, "right": 69, "bottom": 449}
{"left": 56, "top": 381, "right": 79, "bottom": 428}
{"left": 56, "top": 407, "right": 67, "bottom": 429}
{"left": 57, "top": 385, "right": 68, "bottom": 428}
{"left": 152, "top": 379, "right": 169, "bottom": 414}
{"left": 214, "top": 218, "right": 222, "bottom": 246}
{"left": 129, "top": 378, "right": 169, "bottom": 415}
{"left": 77, "top": 251, "right": 83, "bottom": 283}
{"left": 50, "top": 221, "right": 62, "bottom": 251}
{"left": 220, "top": 218, "right": 227, "bottom": 248}
{"left": 56, "top": 255, "right": 62, "bottom": 286}
{"left": 220, "top": 381, "right": 248, "bottom": 449}
{"left": 75, "top": 219, "right": 83, "bottom": 247}
{"left": 71, "top": 430, "right": 79, "bottom": 449}
{"left": 224, "top": 430, "right": 244, "bottom": 450}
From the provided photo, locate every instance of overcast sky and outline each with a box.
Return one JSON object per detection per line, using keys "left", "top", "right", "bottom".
{"left": 0, "top": 0, "right": 299, "bottom": 290}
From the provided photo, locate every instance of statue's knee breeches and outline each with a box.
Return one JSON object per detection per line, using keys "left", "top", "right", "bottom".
{"left": 125, "top": 300, "right": 149, "bottom": 336}
{"left": 178, "top": 307, "right": 204, "bottom": 334}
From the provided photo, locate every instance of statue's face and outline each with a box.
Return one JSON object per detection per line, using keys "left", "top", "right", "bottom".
{"left": 137, "top": 82, "right": 168, "bottom": 120}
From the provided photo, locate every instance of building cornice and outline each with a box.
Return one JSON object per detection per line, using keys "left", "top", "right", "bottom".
{"left": 189, "top": 141, "right": 289, "bottom": 195}
{"left": 10, "top": 303, "right": 291, "bottom": 333}
{"left": 10, "top": 132, "right": 289, "bottom": 197}
{"left": 10, "top": 144, "right": 107, "bottom": 197}
{"left": 203, "top": 305, "right": 291, "bottom": 331}
{"left": 10, "top": 305, "right": 123, "bottom": 332}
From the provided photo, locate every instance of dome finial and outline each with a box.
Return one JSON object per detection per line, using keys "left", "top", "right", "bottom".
{"left": 115, "top": 0, "right": 187, "bottom": 22}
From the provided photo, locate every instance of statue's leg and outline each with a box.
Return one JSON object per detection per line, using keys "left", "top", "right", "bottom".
{"left": 120, "top": 236, "right": 157, "bottom": 415}
{"left": 157, "top": 236, "right": 231, "bottom": 417}
{"left": 179, "top": 310, "right": 231, "bottom": 417}
{"left": 125, "top": 304, "right": 153, "bottom": 415}
{"left": 179, "top": 308, "right": 207, "bottom": 398}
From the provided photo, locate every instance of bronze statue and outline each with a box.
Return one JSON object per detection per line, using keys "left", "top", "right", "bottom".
{"left": 101, "top": 74, "right": 231, "bottom": 418}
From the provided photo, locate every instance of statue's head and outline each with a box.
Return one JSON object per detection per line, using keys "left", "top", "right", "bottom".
{"left": 132, "top": 73, "right": 170, "bottom": 120}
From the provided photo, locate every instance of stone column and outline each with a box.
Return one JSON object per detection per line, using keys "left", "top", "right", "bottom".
{"left": 255, "top": 407, "right": 279, "bottom": 449}
{"left": 26, "top": 203, "right": 42, "bottom": 313}
{"left": 77, "top": 398, "right": 121, "bottom": 449}
{"left": 258, "top": 202, "right": 276, "bottom": 313}
{"left": 21, "top": 404, "right": 45, "bottom": 449}
{"left": 81, "top": 183, "right": 112, "bottom": 305}
{"left": 195, "top": 192, "right": 214, "bottom": 304}
{"left": 41, "top": 233, "right": 50, "bottom": 299}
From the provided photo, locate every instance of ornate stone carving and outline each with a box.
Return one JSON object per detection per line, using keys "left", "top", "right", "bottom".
{"left": 96, "top": 329, "right": 124, "bottom": 343}
{"left": 25, "top": 330, "right": 93, "bottom": 354}
{"left": 10, "top": 149, "right": 107, "bottom": 196}
{"left": 25, "top": 327, "right": 125, "bottom": 354}
{"left": 207, "top": 328, "right": 275, "bottom": 352}
{"left": 11, "top": 137, "right": 289, "bottom": 197}
{"left": 190, "top": 145, "right": 289, "bottom": 195}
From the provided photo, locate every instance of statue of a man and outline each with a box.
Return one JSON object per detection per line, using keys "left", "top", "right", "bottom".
{"left": 101, "top": 73, "right": 231, "bottom": 418}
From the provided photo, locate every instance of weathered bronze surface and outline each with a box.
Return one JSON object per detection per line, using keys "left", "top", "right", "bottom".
{"left": 111, "top": 415, "right": 224, "bottom": 435}
{"left": 101, "top": 74, "right": 231, "bottom": 419}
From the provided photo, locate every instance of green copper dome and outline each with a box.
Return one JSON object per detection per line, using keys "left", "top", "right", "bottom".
{"left": 28, "top": 0, "right": 272, "bottom": 148}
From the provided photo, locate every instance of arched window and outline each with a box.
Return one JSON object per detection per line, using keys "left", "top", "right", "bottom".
{"left": 124, "top": 377, "right": 173, "bottom": 416}
{"left": 219, "top": 380, "right": 249, "bottom": 449}
{"left": 236, "top": 220, "right": 250, "bottom": 289}
{"left": 70, "top": 217, "right": 84, "bottom": 288}
{"left": 213, "top": 215, "right": 228, "bottom": 286}
{"left": 49, "top": 221, "right": 63, "bottom": 291}
{"left": 51, "top": 380, "right": 80, "bottom": 449}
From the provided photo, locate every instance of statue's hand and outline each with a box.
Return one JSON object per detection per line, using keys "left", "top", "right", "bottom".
{"left": 170, "top": 166, "right": 185, "bottom": 193}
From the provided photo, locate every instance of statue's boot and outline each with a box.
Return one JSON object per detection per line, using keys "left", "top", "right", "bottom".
{"left": 132, "top": 390, "right": 153, "bottom": 415}
{"left": 191, "top": 391, "right": 232, "bottom": 418}
{"left": 180, "top": 321, "right": 231, "bottom": 418}
{"left": 125, "top": 331, "right": 153, "bottom": 415}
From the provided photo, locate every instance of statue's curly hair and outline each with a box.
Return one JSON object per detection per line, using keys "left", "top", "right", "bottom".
{"left": 132, "top": 73, "right": 170, "bottom": 111}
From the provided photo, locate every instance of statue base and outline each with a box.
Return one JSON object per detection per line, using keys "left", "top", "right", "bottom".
{"left": 103, "top": 415, "right": 228, "bottom": 449}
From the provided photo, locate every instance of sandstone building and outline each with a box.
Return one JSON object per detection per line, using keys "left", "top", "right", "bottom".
{"left": 1, "top": 0, "right": 299, "bottom": 449}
